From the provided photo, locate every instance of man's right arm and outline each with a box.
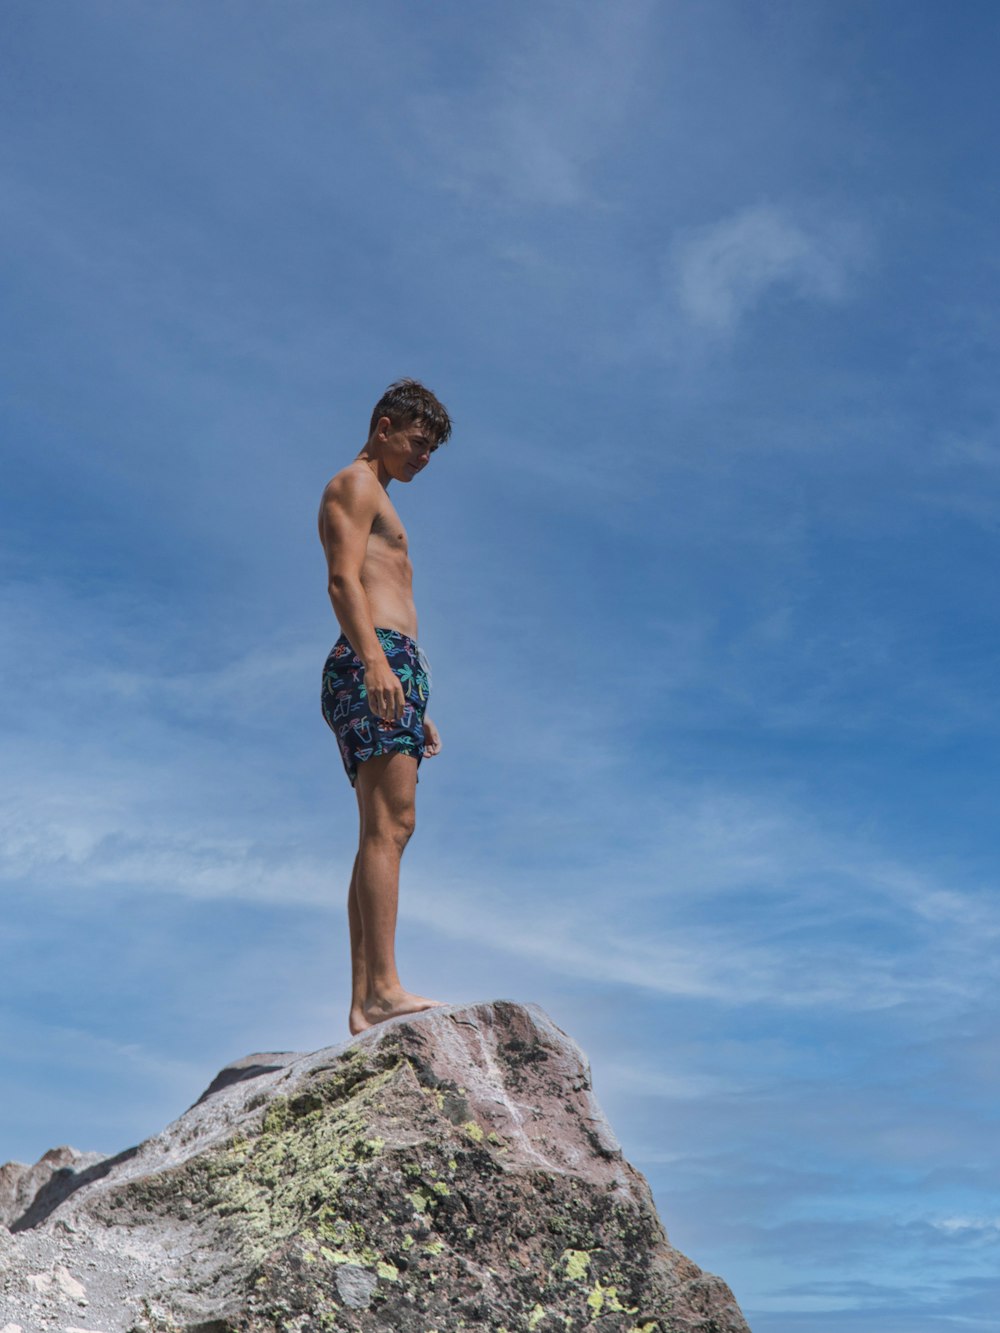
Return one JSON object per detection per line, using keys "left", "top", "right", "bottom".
{"left": 319, "top": 473, "right": 406, "bottom": 722}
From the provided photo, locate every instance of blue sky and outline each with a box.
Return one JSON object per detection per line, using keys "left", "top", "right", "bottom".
{"left": 2, "top": 2, "right": 999, "bottom": 1328}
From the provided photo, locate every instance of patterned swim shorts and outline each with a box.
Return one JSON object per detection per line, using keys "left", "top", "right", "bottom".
{"left": 321, "top": 628, "right": 431, "bottom": 786}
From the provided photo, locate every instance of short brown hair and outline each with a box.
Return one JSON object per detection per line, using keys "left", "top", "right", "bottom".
{"left": 369, "top": 378, "right": 452, "bottom": 444}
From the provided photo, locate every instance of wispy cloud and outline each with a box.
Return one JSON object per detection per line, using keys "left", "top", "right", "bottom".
{"left": 932, "top": 1216, "right": 1000, "bottom": 1235}
{"left": 669, "top": 203, "right": 867, "bottom": 335}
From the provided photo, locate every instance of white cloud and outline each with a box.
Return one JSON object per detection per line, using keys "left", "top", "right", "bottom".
{"left": 404, "top": 874, "right": 948, "bottom": 1012}
{"left": 670, "top": 203, "right": 865, "bottom": 334}
{"left": 933, "top": 1216, "right": 1000, "bottom": 1236}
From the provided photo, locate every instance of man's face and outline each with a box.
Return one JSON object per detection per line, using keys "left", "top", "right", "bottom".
{"left": 378, "top": 416, "right": 438, "bottom": 483}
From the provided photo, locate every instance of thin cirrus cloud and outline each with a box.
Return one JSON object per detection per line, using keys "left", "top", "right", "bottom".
{"left": 670, "top": 203, "right": 868, "bottom": 335}
{"left": 933, "top": 1217, "right": 1000, "bottom": 1235}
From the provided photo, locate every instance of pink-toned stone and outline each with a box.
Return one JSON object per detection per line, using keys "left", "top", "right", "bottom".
{"left": 1, "top": 1000, "right": 751, "bottom": 1332}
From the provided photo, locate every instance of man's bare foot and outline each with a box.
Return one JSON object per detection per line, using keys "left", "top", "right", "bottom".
{"left": 349, "top": 1006, "right": 373, "bottom": 1036}
{"left": 362, "top": 988, "right": 445, "bottom": 1028}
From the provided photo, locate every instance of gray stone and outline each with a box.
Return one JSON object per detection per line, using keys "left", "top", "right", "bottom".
{"left": 1, "top": 1000, "right": 751, "bottom": 1332}
{"left": 335, "top": 1264, "right": 378, "bottom": 1309}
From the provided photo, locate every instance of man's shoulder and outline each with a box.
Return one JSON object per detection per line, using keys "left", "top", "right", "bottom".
{"left": 322, "top": 461, "right": 382, "bottom": 508}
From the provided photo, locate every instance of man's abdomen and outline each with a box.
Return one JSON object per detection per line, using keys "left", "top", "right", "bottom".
{"left": 361, "top": 561, "right": 417, "bottom": 641}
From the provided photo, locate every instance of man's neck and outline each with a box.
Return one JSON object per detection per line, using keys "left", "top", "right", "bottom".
{"left": 354, "top": 450, "right": 391, "bottom": 490}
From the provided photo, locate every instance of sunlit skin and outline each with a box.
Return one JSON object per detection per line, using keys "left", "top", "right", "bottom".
{"left": 318, "top": 415, "right": 445, "bottom": 1033}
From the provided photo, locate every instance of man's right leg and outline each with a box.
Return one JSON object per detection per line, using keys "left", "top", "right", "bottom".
{"left": 351, "top": 751, "right": 443, "bottom": 1030}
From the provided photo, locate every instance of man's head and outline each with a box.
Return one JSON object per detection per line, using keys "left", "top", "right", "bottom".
{"left": 369, "top": 378, "right": 452, "bottom": 447}
{"left": 367, "top": 379, "right": 452, "bottom": 484}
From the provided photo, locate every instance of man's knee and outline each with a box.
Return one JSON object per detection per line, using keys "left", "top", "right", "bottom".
{"left": 364, "top": 804, "right": 416, "bottom": 852}
{"left": 391, "top": 806, "right": 416, "bottom": 849}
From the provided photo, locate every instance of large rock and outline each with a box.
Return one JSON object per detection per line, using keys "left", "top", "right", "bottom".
{"left": 0, "top": 1000, "right": 750, "bottom": 1332}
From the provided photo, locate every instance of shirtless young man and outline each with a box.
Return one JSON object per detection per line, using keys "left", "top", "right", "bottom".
{"left": 318, "top": 379, "right": 452, "bottom": 1035}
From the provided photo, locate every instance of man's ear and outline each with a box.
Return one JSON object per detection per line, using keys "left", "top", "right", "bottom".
{"left": 375, "top": 415, "right": 393, "bottom": 441}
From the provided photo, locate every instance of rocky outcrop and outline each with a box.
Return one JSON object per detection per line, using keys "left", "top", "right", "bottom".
{"left": 0, "top": 1147, "right": 105, "bottom": 1232}
{"left": 0, "top": 1000, "right": 750, "bottom": 1333}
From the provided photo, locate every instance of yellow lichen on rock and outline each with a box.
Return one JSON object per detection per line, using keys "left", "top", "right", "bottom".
{"left": 583, "top": 1279, "right": 637, "bottom": 1316}
{"left": 561, "top": 1248, "right": 590, "bottom": 1281}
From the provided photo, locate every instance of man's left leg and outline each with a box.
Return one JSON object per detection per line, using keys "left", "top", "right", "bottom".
{"left": 346, "top": 850, "right": 368, "bottom": 1034}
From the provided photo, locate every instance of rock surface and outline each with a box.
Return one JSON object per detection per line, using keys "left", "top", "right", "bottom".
{"left": 1, "top": 1000, "right": 751, "bottom": 1332}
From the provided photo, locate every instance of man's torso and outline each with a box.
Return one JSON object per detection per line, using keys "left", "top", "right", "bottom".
{"left": 336, "top": 461, "right": 418, "bottom": 640}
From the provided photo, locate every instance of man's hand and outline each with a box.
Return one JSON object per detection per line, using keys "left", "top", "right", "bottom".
{"left": 366, "top": 658, "right": 406, "bottom": 722}
{"left": 423, "top": 716, "right": 442, "bottom": 757}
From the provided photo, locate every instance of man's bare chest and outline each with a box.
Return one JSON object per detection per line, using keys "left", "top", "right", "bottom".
{"left": 369, "top": 504, "right": 410, "bottom": 560}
